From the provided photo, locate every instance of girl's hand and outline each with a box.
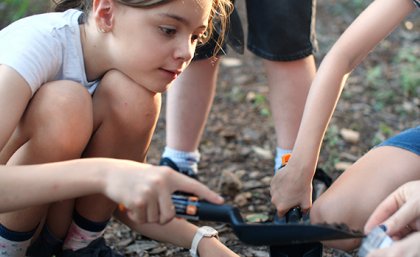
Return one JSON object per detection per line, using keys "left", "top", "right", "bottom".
{"left": 366, "top": 232, "right": 420, "bottom": 257}
{"left": 270, "top": 164, "right": 313, "bottom": 217}
{"left": 103, "top": 161, "right": 224, "bottom": 225}
{"left": 365, "top": 180, "right": 420, "bottom": 239}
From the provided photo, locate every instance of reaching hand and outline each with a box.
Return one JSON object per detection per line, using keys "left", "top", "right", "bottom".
{"left": 270, "top": 164, "right": 313, "bottom": 217}
{"left": 365, "top": 180, "right": 420, "bottom": 239}
{"left": 103, "top": 160, "right": 224, "bottom": 225}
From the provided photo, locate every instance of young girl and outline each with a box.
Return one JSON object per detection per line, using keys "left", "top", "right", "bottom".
{"left": 0, "top": 0, "right": 237, "bottom": 256}
{"left": 269, "top": 0, "right": 419, "bottom": 251}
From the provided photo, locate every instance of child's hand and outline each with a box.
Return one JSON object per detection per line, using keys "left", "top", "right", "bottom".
{"left": 103, "top": 161, "right": 224, "bottom": 225}
{"left": 270, "top": 164, "right": 313, "bottom": 217}
{"left": 364, "top": 180, "right": 420, "bottom": 239}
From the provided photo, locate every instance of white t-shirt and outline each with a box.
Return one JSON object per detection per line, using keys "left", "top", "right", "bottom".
{"left": 0, "top": 9, "right": 98, "bottom": 96}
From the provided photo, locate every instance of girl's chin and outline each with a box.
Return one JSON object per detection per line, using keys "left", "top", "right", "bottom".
{"left": 146, "top": 82, "right": 171, "bottom": 94}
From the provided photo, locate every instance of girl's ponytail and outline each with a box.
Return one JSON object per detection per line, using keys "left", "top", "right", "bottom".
{"left": 52, "top": 0, "right": 92, "bottom": 12}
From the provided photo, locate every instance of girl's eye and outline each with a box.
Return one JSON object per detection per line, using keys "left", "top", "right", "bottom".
{"left": 191, "top": 34, "right": 205, "bottom": 44}
{"left": 191, "top": 34, "right": 199, "bottom": 41}
{"left": 160, "top": 26, "right": 176, "bottom": 36}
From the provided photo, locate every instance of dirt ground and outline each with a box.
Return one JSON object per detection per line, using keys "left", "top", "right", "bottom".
{"left": 102, "top": 0, "right": 419, "bottom": 256}
{"left": 1, "top": 0, "right": 417, "bottom": 256}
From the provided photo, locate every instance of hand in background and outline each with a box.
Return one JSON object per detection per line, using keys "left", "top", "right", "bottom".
{"left": 365, "top": 180, "right": 420, "bottom": 239}
{"left": 270, "top": 164, "right": 313, "bottom": 217}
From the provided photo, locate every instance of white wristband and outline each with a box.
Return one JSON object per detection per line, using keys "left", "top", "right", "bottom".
{"left": 190, "top": 226, "right": 219, "bottom": 257}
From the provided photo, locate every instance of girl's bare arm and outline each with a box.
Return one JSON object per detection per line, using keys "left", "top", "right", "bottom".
{"left": 293, "top": 0, "right": 415, "bottom": 173}
{"left": 116, "top": 211, "right": 239, "bottom": 257}
{"left": 271, "top": 0, "right": 416, "bottom": 215}
{"left": 0, "top": 65, "right": 32, "bottom": 153}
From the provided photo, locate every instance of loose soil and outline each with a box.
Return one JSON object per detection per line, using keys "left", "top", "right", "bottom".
{"left": 2, "top": 0, "right": 416, "bottom": 256}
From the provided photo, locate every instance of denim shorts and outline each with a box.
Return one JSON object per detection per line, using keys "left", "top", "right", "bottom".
{"left": 194, "top": 0, "right": 317, "bottom": 61}
{"left": 378, "top": 126, "right": 420, "bottom": 155}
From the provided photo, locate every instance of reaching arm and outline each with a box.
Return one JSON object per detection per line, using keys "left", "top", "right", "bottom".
{"left": 0, "top": 65, "right": 32, "bottom": 153}
{"left": 116, "top": 211, "right": 239, "bottom": 257}
{"left": 292, "top": 0, "right": 415, "bottom": 167}
{"left": 0, "top": 160, "right": 106, "bottom": 211}
{"left": 0, "top": 158, "right": 224, "bottom": 224}
{"left": 271, "top": 0, "right": 416, "bottom": 215}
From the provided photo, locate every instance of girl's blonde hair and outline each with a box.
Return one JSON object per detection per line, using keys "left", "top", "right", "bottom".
{"left": 52, "top": 0, "right": 233, "bottom": 56}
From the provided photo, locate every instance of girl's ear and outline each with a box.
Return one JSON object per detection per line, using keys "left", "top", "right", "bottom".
{"left": 92, "top": 0, "right": 115, "bottom": 33}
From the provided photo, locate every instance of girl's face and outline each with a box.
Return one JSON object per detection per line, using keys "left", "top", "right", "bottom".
{"left": 102, "top": 0, "right": 212, "bottom": 93}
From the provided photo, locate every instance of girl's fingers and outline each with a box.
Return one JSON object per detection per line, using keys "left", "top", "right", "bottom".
{"left": 366, "top": 182, "right": 420, "bottom": 234}
{"left": 275, "top": 207, "right": 288, "bottom": 218}
{"left": 169, "top": 171, "right": 224, "bottom": 204}
{"left": 365, "top": 192, "right": 401, "bottom": 233}
{"left": 158, "top": 193, "right": 176, "bottom": 224}
{"left": 146, "top": 198, "right": 159, "bottom": 224}
{"left": 128, "top": 207, "right": 147, "bottom": 224}
{"left": 385, "top": 200, "right": 420, "bottom": 235}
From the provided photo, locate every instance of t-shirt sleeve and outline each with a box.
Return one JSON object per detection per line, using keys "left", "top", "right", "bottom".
{"left": 0, "top": 22, "right": 62, "bottom": 95}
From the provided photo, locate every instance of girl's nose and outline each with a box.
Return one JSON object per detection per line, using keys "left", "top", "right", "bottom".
{"left": 174, "top": 39, "right": 194, "bottom": 62}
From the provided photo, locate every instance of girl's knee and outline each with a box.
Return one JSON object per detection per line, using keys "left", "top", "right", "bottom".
{"left": 25, "top": 81, "right": 93, "bottom": 155}
{"left": 95, "top": 70, "right": 160, "bottom": 132}
{"left": 311, "top": 198, "right": 362, "bottom": 250}
{"left": 310, "top": 197, "right": 331, "bottom": 224}
{"left": 310, "top": 192, "right": 347, "bottom": 225}
{"left": 37, "top": 81, "right": 93, "bottom": 112}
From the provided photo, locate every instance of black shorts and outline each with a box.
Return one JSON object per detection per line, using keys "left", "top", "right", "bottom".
{"left": 194, "top": 0, "right": 317, "bottom": 61}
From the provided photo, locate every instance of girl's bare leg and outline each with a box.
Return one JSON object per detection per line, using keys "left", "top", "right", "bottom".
{"left": 0, "top": 81, "right": 92, "bottom": 232}
{"left": 310, "top": 146, "right": 420, "bottom": 250}
{"left": 166, "top": 58, "right": 219, "bottom": 152}
{"left": 47, "top": 70, "right": 161, "bottom": 227}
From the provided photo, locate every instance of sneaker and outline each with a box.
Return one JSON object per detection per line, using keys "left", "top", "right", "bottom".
{"left": 59, "top": 238, "right": 123, "bottom": 257}
{"left": 26, "top": 239, "right": 62, "bottom": 257}
{"left": 159, "top": 157, "right": 198, "bottom": 180}
{"left": 26, "top": 226, "right": 63, "bottom": 257}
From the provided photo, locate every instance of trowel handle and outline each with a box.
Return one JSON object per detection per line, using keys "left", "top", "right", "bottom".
{"left": 172, "top": 194, "right": 200, "bottom": 220}
{"left": 286, "top": 207, "right": 302, "bottom": 223}
{"left": 172, "top": 194, "right": 236, "bottom": 223}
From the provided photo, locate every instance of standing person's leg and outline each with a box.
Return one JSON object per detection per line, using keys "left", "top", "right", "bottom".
{"left": 166, "top": 58, "right": 219, "bottom": 152}
{"left": 161, "top": 38, "right": 224, "bottom": 174}
{"left": 246, "top": 0, "right": 317, "bottom": 170}
{"left": 162, "top": 58, "right": 220, "bottom": 173}
{"left": 310, "top": 127, "right": 420, "bottom": 251}
{"left": 265, "top": 57, "right": 316, "bottom": 157}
